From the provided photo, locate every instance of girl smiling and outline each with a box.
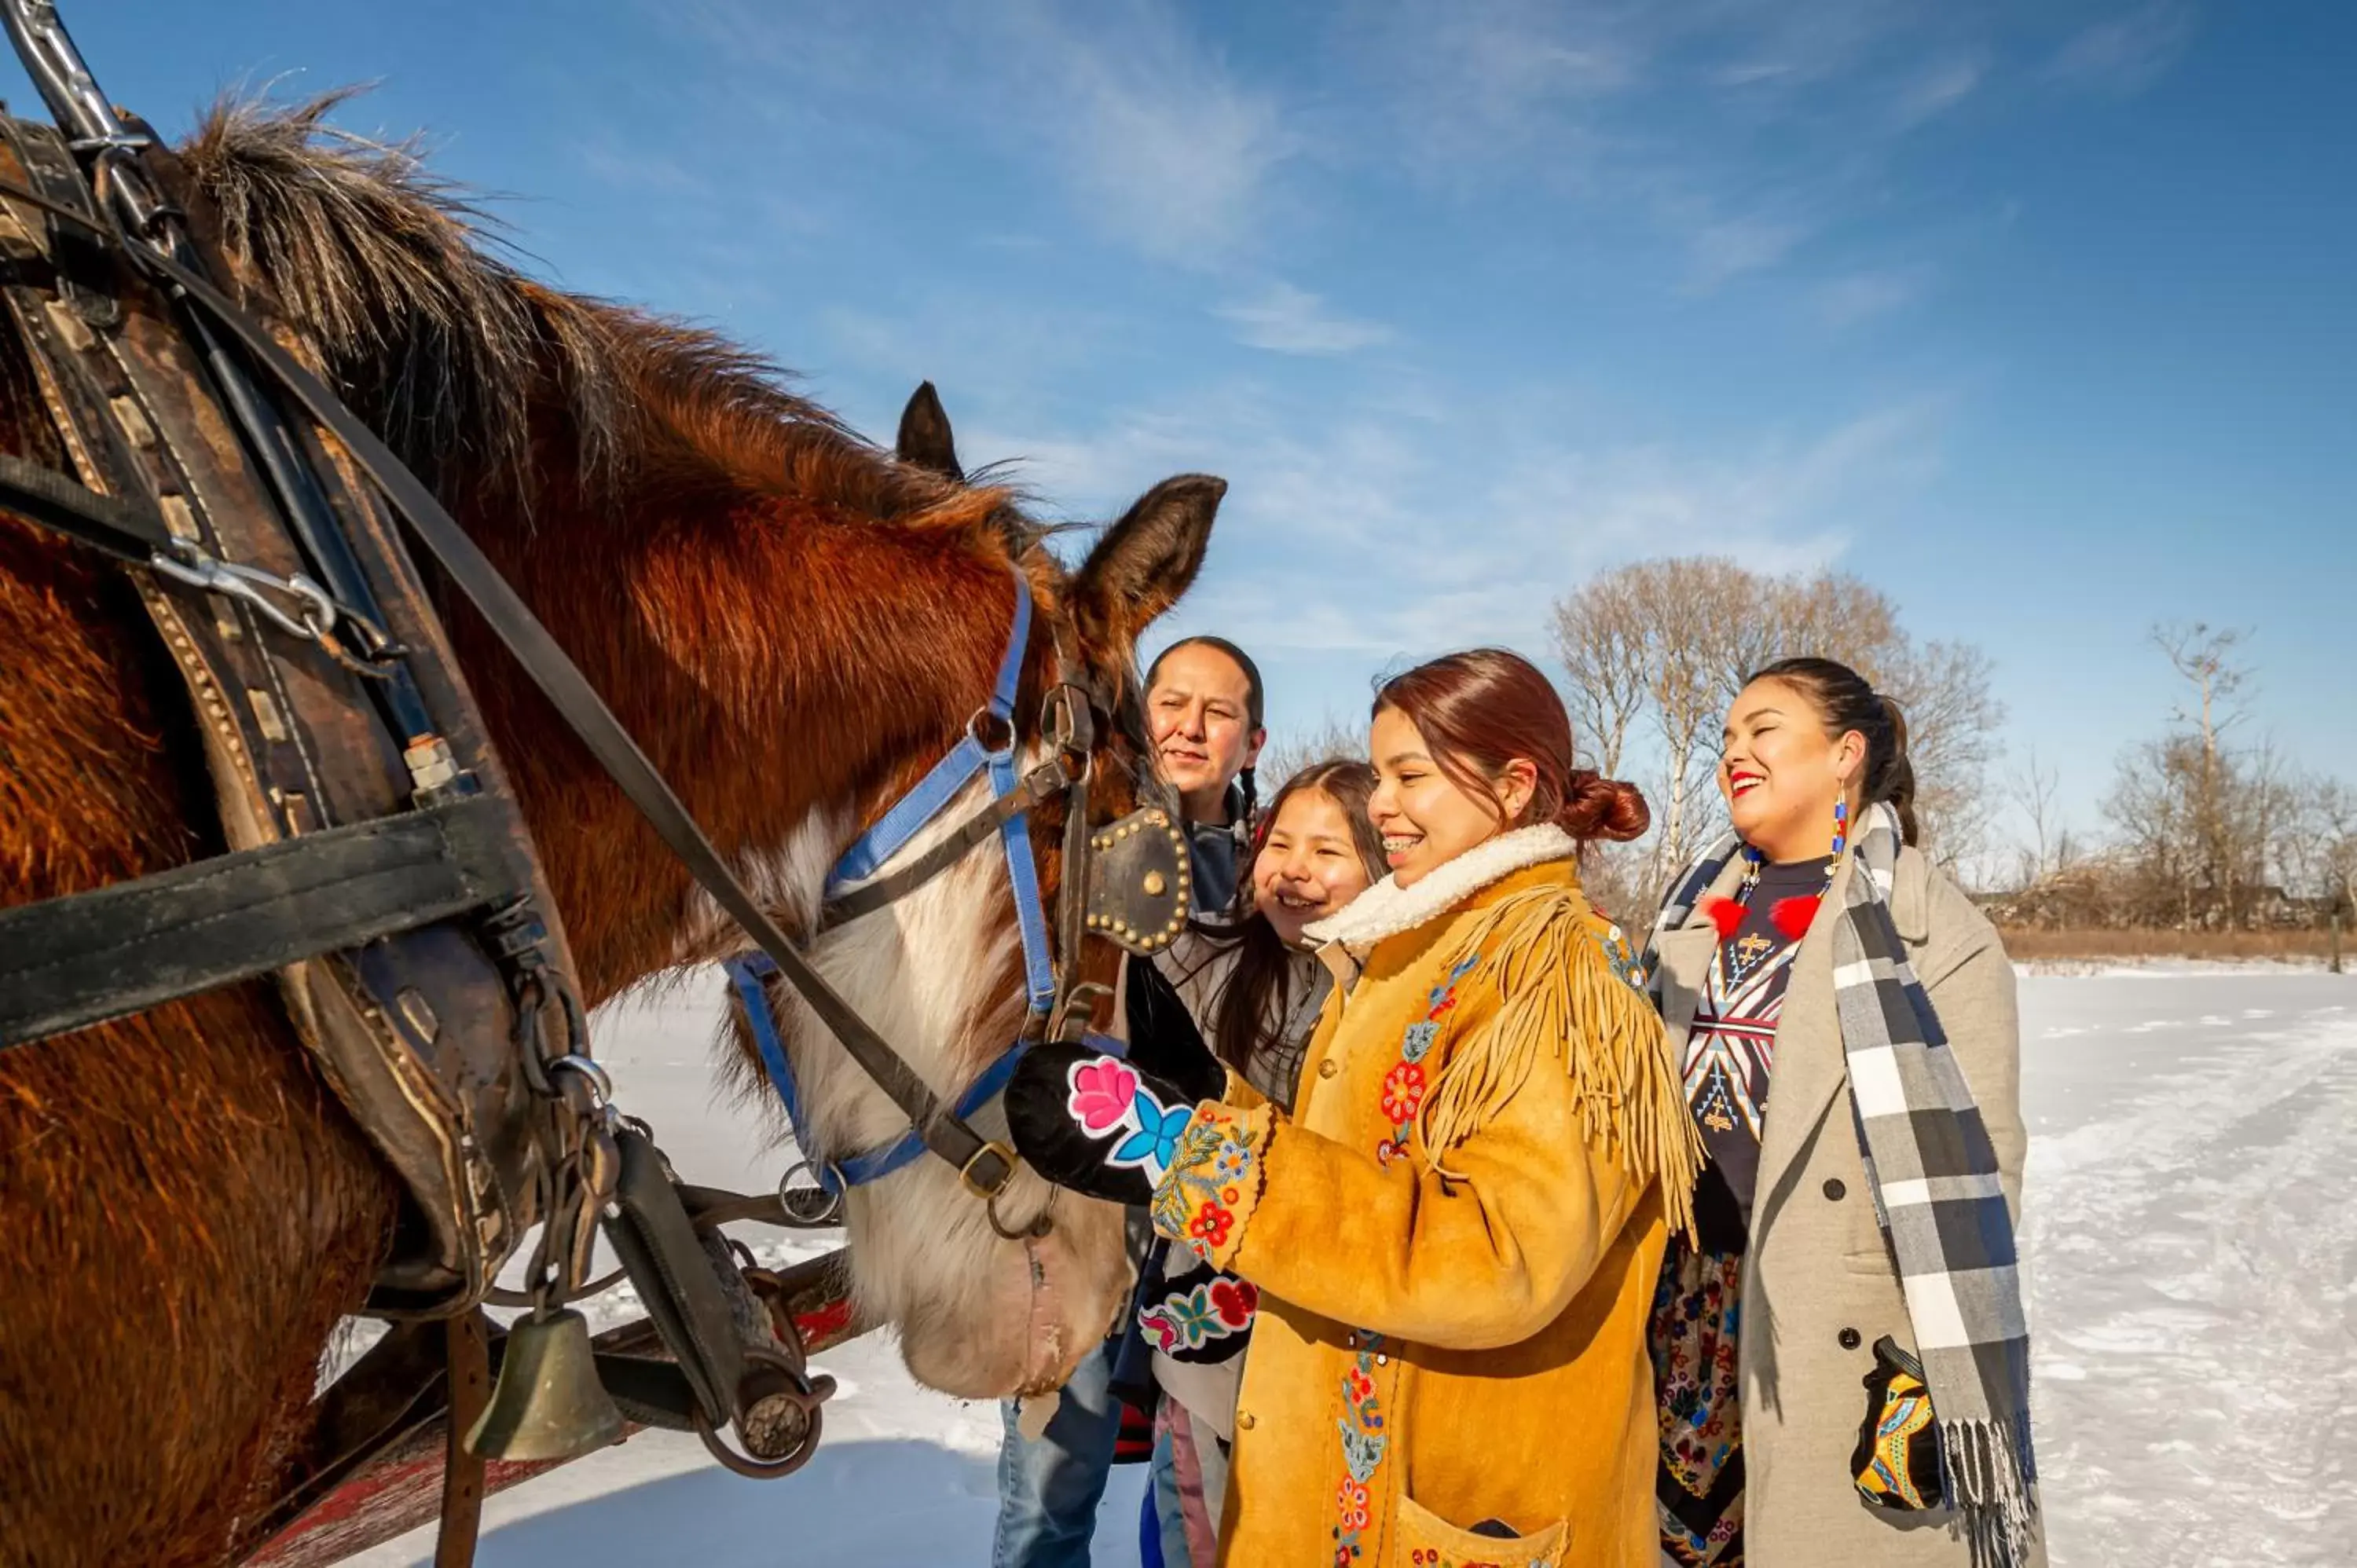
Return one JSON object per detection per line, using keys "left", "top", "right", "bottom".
{"left": 1130, "top": 760, "right": 1389, "bottom": 1561}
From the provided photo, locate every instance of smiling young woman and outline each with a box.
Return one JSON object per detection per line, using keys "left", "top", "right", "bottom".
{"left": 1005, "top": 647, "right": 1701, "bottom": 1566}
{"left": 1644, "top": 657, "right": 2040, "bottom": 1568}
{"left": 1117, "top": 760, "right": 1391, "bottom": 1561}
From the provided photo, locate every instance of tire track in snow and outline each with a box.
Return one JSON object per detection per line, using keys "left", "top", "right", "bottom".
{"left": 2025, "top": 1005, "right": 2357, "bottom": 1566}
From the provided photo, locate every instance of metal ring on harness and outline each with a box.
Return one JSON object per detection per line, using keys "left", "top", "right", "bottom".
{"left": 987, "top": 1181, "right": 1055, "bottom": 1243}
{"left": 775, "top": 1161, "right": 845, "bottom": 1228}
{"left": 544, "top": 1052, "right": 614, "bottom": 1108}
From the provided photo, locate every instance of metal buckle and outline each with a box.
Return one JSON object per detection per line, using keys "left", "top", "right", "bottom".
{"left": 1044, "top": 681, "right": 1094, "bottom": 762}
{"left": 957, "top": 1139, "right": 1018, "bottom": 1200}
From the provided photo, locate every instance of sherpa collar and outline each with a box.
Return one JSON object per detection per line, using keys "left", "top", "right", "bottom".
{"left": 1305, "top": 824, "right": 1576, "bottom": 951}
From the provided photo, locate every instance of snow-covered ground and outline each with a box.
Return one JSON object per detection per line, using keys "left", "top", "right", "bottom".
{"left": 348, "top": 966, "right": 2357, "bottom": 1566}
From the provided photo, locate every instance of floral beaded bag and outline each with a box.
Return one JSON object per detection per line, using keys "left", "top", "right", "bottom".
{"left": 1851, "top": 1336, "right": 1948, "bottom": 1513}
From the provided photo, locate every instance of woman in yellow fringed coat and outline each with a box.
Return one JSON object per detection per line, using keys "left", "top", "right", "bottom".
{"left": 1008, "top": 649, "right": 1702, "bottom": 1568}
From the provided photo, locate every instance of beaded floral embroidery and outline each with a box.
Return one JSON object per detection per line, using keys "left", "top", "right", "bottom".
{"left": 1138, "top": 1274, "right": 1259, "bottom": 1354}
{"left": 1064, "top": 1056, "right": 1193, "bottom": 1183}
{"left": 1332, "top": 1329, "right": 1390, "bottom": 1563}
{"left": 1152, "top": 1109, "right": 1261, "bottom": 1264}
{"left": 1376, "top": 952, "right": 1479, "bottom": 1167}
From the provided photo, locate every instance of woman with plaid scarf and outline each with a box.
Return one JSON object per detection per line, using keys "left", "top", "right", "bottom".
{"left": 1644, "top": 657, "right": 2041, "bottom": 1568}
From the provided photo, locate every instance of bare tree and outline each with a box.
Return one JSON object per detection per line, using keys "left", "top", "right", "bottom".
{"left": 1549, "top": 556, "right": 2004, "bottom": 897}
{"left": 2154, "top": 622, "right": 2253, "bottom": 920}
{"left": 2007, "top": 746, "right": 2067, "bottom": 886}
{"left": 2306, "top": 779, "right": 2357, "bottom": 916}
{"left": 1256, "top": 713, "right": 1369, "bottom": 789}
{"left": 1630, "top": 559, "right": 1748, "bottom": 886}
{"left": 1549, "top": 577, "right": 1648, "bottom": 779}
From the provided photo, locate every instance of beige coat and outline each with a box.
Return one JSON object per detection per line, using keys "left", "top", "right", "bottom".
{"left": 1650, "top": 844, "right": 2043, "bottom": 1567}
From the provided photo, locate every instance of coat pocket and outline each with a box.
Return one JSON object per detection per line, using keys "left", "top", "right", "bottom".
{"left": 1392, "top": 1492, "right": 1567, "bottom": 1567}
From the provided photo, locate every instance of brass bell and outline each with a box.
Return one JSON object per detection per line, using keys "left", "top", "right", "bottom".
{"left": 466, "top": 1307, "right": 627, "bottom": 1461}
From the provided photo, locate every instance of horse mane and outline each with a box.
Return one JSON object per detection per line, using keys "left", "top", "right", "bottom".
{"left": 176, "top": 91, "right": 1029, "bottom": 547}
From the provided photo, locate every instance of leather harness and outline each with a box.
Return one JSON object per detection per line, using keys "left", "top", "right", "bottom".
{"left": 0, "top": 0, "right": 1192, "bottom": 1557}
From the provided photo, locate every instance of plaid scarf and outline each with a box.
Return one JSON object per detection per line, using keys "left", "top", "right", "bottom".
{"left": 1648, "top": 802, "right": 2037, "bottom": 1566}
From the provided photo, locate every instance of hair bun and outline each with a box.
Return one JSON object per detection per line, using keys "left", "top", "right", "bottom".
{"left": 1557, "top": 768, "right": 1650, "bottom": 844}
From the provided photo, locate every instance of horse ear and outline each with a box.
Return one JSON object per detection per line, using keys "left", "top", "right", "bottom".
{"left": 896, "top": 381, "right": 963, "bottom": 479}
{"left": 1071, "top": 474, "right": 1226, "bottom": 651}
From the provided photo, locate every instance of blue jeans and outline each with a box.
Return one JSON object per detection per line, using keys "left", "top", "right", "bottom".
{"left": 993, "top": 1337, "right": 1124, "bottom": 1568}
{"left": 1146, "top": 1420, "right": 1191, "bottom": 1566}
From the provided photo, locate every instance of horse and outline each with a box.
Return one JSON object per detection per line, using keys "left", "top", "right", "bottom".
{"left": 0, "top": 94, "right": 1221, "bottom": 1568}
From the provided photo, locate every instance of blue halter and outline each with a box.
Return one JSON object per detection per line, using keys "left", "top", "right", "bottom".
{"left": 720, "top": 571, "right": 1109, "bottom": 1197}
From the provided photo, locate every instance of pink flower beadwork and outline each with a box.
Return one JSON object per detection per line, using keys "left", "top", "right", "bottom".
{"left": 1065, "top": 1057, "right": 1140, "bottom": 1134}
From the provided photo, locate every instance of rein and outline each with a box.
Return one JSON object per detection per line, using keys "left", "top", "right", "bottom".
{"left": 720, "top": 570, "right": 1186, "bottom": 1223}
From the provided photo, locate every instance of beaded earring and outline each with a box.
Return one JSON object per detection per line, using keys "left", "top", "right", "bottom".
{"left": 1763, "top": 798, "right": 1846, "bottom": 942}
{"left": 1706, "top": 798, "right": 1851, "bottom": 946}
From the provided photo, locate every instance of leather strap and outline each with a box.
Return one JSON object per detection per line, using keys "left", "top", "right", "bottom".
{"left": 598, "top": 1128, "right": 747, "bottom": 1426}
{"left": 434, "top": 1312, "right": 490, "bottom": 1568}
{"left": 0, "top": 176, "right": 1022, "bottom": 1197}
{"left": 0, "top": 449, "right": 172, "bottom": 561}
{"left": 0, "top": 795, "right": 528, "bottom": 1047}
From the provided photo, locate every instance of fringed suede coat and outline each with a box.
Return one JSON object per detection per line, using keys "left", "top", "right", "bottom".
{"left": 1148, "top": 827, "right": 1701, "bottom": 1568}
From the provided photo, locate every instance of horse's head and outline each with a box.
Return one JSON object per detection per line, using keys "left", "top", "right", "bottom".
{"left": 168, "top": 103, "right": 1220, "bottom": 1397}
{"left": 727, "top": 385, "right": 1222, "bottom": 1398}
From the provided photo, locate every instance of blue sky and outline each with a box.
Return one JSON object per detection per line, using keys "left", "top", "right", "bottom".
{"left": 11, "top": 1, "right": 2350, "bottom": 854}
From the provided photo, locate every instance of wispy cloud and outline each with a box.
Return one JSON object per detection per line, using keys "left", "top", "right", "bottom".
{"left": 1009, "top": 0, "right": 1294, "bottom": 264}
{"left": 1893, "top": 54, "right": 1987, "bottom": 128}
{"left": 1813, "top": 266, "right": 1932, "bottom": 328}
{"left": 1003, "top": 373, "right": 1952, "bottom": 680}
{"left": 2045, "top": 2, "right": 2197, "bottom": 97}
{"left": 1683, "top": 211, "right": 1813, "bottom": 291}
{"left": 1215, "top": 282, "right": 1395, "bottom": 355}
{"left": 678, "top": 0, "right": 1292, "bottom": 267}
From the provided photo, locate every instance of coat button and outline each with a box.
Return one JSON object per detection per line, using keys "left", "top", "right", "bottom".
{"left": 1838, "top": 1327, "right": 1862, "bottom": 1351}
{"left": 1236, "top": 1411, "right": 1256, "bottom": 1431}
{"left": 1318, "top": 1058, "right": 1340, "bottom": 1079}
{"left": 1823, "top": 1178, "right": 1846, "bottom": 1201}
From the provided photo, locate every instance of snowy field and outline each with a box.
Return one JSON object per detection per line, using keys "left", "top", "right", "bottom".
{"left": 347, "top": 965, "right": 2357, "bottom": 1567}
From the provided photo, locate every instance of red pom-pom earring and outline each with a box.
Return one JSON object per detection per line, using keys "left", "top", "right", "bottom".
{"left": 1703, "top": 895, "right": 1745, "bottom": 940}
{"left": 1769, "top": 895, "right": 1821, "bottom": 941}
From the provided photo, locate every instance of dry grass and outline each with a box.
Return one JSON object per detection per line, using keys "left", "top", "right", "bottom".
{"left": 2000, "top": 926, "right": 2349, "bottom": 962}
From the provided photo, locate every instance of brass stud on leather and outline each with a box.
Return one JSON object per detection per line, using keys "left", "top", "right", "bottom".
{"left": 1143, "top": 870, "right": 1167, "bottom": 896}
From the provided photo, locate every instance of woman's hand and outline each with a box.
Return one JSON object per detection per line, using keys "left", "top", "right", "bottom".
{"left": 1005, "top": 1042, "right": 1202, "bottom": 1206}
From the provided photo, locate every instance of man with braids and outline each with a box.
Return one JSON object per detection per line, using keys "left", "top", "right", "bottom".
{"left": 1142, "top": 636, "right": 1267, "bottom": 918}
